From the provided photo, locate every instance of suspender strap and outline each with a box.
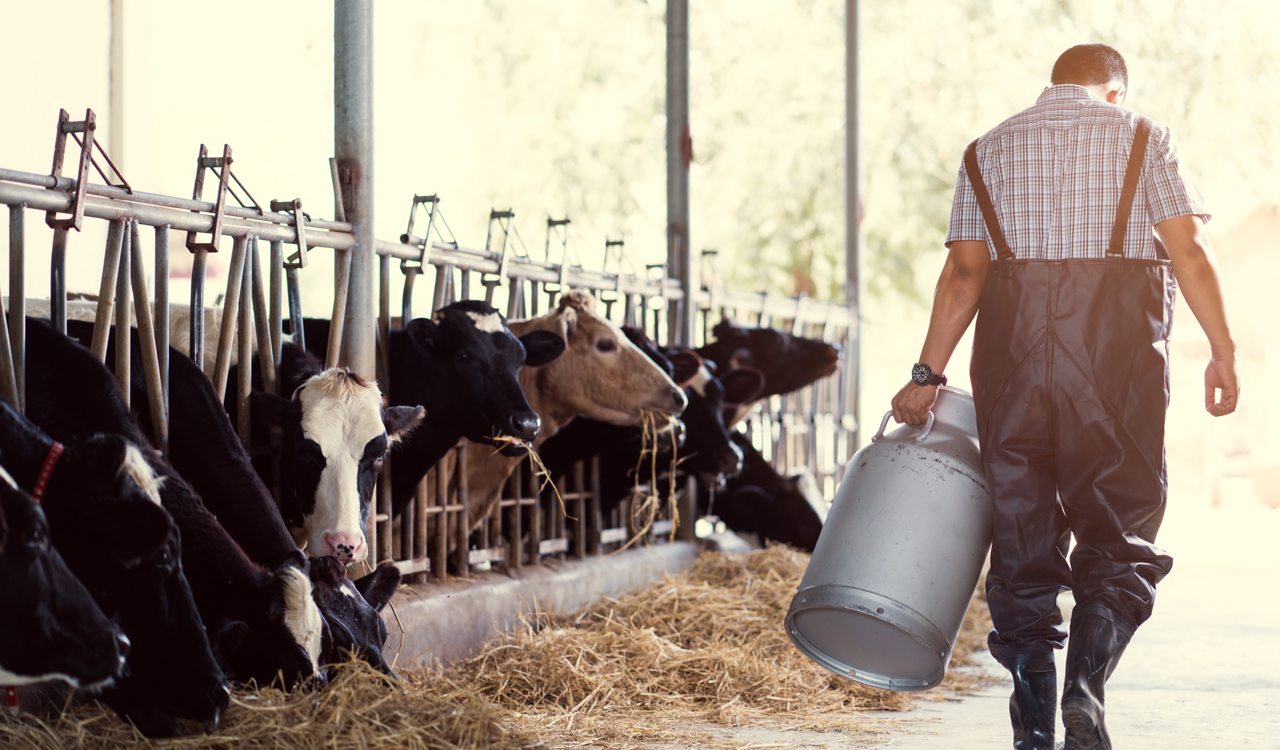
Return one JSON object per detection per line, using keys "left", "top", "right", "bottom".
{"left": 964, "top": 140, "right": 1014, "bottom": 261}
{"left": 1107, "top": 116, "right": 1153, "bottom": 258}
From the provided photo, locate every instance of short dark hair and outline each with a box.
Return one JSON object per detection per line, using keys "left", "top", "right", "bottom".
{"left": 1051, "top": 44, "right": 1128, "bottom": 90}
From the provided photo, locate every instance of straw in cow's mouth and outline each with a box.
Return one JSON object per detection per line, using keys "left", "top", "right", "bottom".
{"left": 614, "top": 410, "right": 683, "bottom": 552}
{"left": 489, "top": 435, "right": 574, "bottom": 521}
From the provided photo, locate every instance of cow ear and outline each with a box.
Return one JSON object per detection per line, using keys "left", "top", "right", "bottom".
{"left": 250, "top": 390, "right": 296, "bottom": 426}
{"left": 354, "top": 563, "right": 401, "bottom": 613}
{"left": 720, "top": 367, "right": 766, "bottom": 406}
{"left": 520, "top": 330, "right": 565, "bottom": 368}
{"left": 212, "top": 620, "right": 249, "bottom": 669}
{"left": 383, "top": 405, "right": 424, "bottom": 442}
{"left": 668, "top": 350, "right": 703, "bottom": 387}
{"left": 404, "top": 318, "right": 440, "bottom": 353}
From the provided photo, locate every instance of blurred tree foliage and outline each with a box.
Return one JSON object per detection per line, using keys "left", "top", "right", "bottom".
{"left": 426, "top": 0, "right": 1277, "bottom": 305}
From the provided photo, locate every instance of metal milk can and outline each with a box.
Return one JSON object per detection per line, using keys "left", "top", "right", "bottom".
{"left": 785, "top": 386, "right": 993, "bottom": 691}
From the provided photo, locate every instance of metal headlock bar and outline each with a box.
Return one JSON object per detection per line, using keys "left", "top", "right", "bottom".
{"left": 1, "top": 133, "right": 856, "bottom": 581}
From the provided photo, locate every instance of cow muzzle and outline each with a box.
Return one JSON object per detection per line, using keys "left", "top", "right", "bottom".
{"left": 320, "top": 531, "right": 367, "bottom": 563}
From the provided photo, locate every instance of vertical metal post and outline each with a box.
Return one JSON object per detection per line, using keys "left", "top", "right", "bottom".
{"left": 50, "top": 228, "right": 68, "bottom": 335}
{"left": 237, "top": 254, "right": 253, "bottom": 450}
{"left": 114, "top": 222, "right": 131, "bottom": 409}
{"left": 269, "top": 240, "right": 284, "bottom": 379}
{"left": 666, "top": 0, "right": 694, "bottom": 346}
{"left": 211, "top": 235, "right": 249, "bottom": 403}
{"left": 249, "top": 239, "right": 276, "bottom": 396}
{"left": 155, "top": 226, "right": 170, "bottom": 418}
{"left": 92, "top": 219, "right": 126, "bottom": 364}
{"left": 189, "top": 249, "right": 208, "bottom": 370}
{"left": 845, "top": 0, "right": 862, "bottom": 451}
{"left": 335, "top": 0, "right": 376, "bottom": 380}
{"left": 6, "top": 206, "right": 25, "bottom": 413}
{"left": 131, "top": 221, "right": 168, "bottom": 456}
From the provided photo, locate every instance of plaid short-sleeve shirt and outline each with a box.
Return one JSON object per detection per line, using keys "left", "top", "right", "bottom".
{"left": 946, "top": 85, "right": 1210, "bottom": 260}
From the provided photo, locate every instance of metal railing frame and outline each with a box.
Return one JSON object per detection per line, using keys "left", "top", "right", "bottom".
{"left": 0, "top": 140, "right": 857, "bottom": 583}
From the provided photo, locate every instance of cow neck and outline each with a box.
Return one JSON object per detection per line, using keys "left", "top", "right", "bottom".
{"left": 31, "top": 441, "right": 65, "bottom": 504}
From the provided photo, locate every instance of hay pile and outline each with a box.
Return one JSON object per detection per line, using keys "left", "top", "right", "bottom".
{"left": 1, "top": 547, "right": 995, "bottom": 749}
{"left": 455, "top": 545, "right": 994, "bottom": 745}
{"left": 0, "top": 659, "right": 536, "bottom": 750}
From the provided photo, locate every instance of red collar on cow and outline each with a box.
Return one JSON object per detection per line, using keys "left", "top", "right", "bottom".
{"left": 5, "top": 685, "right": 16, "bottom": 711}
{"left": 32, "top": 442, "right": 65, "bottom": 504}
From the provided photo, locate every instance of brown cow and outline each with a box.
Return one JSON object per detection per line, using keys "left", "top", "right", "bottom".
{"left": 457, "top": 291, "right": 686, "bottom": 533}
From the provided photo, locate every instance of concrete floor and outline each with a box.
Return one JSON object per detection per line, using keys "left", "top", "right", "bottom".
{"left": 648, "top": 494, "right": 1280, "bottom": 749}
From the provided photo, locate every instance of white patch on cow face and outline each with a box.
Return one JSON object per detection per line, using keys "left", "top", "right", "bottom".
{"left": 280, "top": 567, "right": 323, "bottom": 675}
{"left": 466, "top": 311, "right": 506, "bottom": 334}
{"left": 687, "top": 365, "right": 712, "bottom": 398}
{"left": 117, "top": 445, "right": 164, "bottom": 505}
{"left": 0, "top": 666, "right": 113, "bottom": 692}
{"left": 0, "top": 463, "right": 18, "bottom": 490}
{"left": 297, "top": 369, "right": 387, "bottom": 562}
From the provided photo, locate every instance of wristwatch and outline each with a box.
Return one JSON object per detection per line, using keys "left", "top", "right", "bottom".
{"left": 911, "top": 362, "right": 947, "bottom": 387}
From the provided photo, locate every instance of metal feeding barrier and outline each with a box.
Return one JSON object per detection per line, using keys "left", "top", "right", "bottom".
{"left": 0, "top": 107, "right": 857, "bottom": 585}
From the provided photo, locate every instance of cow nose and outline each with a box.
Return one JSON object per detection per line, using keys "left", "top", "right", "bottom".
{"left": 321, "top": 531, "right": 367, "bottom": 563}
{"left": 716, "top": 444, "right": 744, "bottom": 478}
{"left": 507, "top": 411, "right": 540, "bottom": 442}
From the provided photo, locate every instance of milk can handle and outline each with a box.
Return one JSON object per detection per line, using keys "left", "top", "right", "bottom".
{"left": 871, "top": 410, "right": 935, "bottom": 443}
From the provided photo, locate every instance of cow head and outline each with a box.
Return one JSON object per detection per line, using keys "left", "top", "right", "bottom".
{"left": 514, "top": 291, "right": 687, "bottom": 429}
{"left": 0, "top": 425, "right": 228, "bottom": 736}
{"left": 307, "top": 556, "right": 401, "bottom": 675}
{"left": 214, "top": 552, "right": 327, "bottom": 690}
{"left": 259, "top": 369, "right": 423, "bottom": 564}
{"left": 667, "top": 359, "right": 766, "bottom": 487}
{"left": 697, "top": 319, "right": 840, "bottom": 424}
{"left": 399, "top": 300, "right": 564, "bottom": 456}
{"left": 0, "top": 468, "right": 130, "bottom": 691}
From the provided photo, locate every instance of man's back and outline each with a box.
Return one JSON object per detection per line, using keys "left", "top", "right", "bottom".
{"left": 946, "top": 84, "right": 1209, "bottom": 261}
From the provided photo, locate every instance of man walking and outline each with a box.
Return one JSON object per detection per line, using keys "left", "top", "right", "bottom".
{"left": 891, "top": 44, "right": 1238, "bottom": 749}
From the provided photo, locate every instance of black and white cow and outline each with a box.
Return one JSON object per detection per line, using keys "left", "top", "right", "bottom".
{"left": 0, "top": 393, "right": 228, "bottom": 738}
{"left": 704, "top": 431, "right": 826, "bottom": 553}
{"left": 62, "top": 320, "right": 402, "bottom": 679}
{"left": 230, "top": 341, "right": 423, "bottom": 563}
{"left": 695, "top": 319, "right": 840, "bottom": 426}
{"left": 296, "top": 299, "right": 565, "bottom": 517}
{"left": 306, "top": 555, "right": 400, "bottom": 674}
{"left": 27, "top": 320, "right": 327, "bottom": 701}
{"left": 0, "top": 468, "right": 131, "bottom": 692}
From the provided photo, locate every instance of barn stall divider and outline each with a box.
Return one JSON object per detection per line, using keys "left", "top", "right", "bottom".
{"left": 0, "top": 107, "right": 857, "bottom": 587}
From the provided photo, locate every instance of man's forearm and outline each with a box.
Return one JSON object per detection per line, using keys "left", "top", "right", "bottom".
{"left": 917, "top": 244, "right": 990, "bottom": 374}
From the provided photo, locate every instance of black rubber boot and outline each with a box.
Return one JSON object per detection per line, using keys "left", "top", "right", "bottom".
{"left": 1007, "top": 652, "right": 1058, "bottom": 750}
{"left": 1061, "top": 612, "right": 1132, "bottom": 750}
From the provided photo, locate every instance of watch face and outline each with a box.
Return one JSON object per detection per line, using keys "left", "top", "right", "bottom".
{"left": 912, "top": 363, "right": 930, "bottom": 385}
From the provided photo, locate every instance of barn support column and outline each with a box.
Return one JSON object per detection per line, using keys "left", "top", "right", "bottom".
{"left": 666, "top": 0, "right": 695, "bottom": 347}
{"left": 845, "top": 0, "right": 862, "bottom": 451}
{"left": 335, "top": 0, "right": 376, "bottom": 380}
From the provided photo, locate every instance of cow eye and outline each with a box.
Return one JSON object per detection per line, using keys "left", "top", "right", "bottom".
{"left": 595, "top": 338, "right": 617, "bottom": 353}
{"left": 373, "top": 455, "right": 385, "bottom": 472}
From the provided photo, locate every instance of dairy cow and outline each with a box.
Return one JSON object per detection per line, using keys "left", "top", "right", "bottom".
{"left": 0, "top": 469, "right": 131, "bottom": 692}
{"left": 62, "top": 320, "right": 402, "bottom": 679}
{"left": 539, "top": 329, "right": 764, "bottom": 517}
{"left": 704, "top": 431, "right": 826, "bottom": 552}
{"left": 460, "top": 293, "right": 688, "bottom": 533}
{"left": 0, "top": 394, "right": 227, "bottom": 738}
{"left": 695, "top": 319, "right": 840, "bottom": 426}
{"left": 27, "top": 321, "right": 327, "bottom": 700}
{"left": 229, "top": 341, "right": 423, "bottom": 563}
{"left": 295, "top": 299, "right": 566, "bottom": 518}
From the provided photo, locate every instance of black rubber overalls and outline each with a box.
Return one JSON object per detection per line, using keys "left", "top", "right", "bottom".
{"left": 965, "top": 117, "right": 1176, "bottom": 666}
